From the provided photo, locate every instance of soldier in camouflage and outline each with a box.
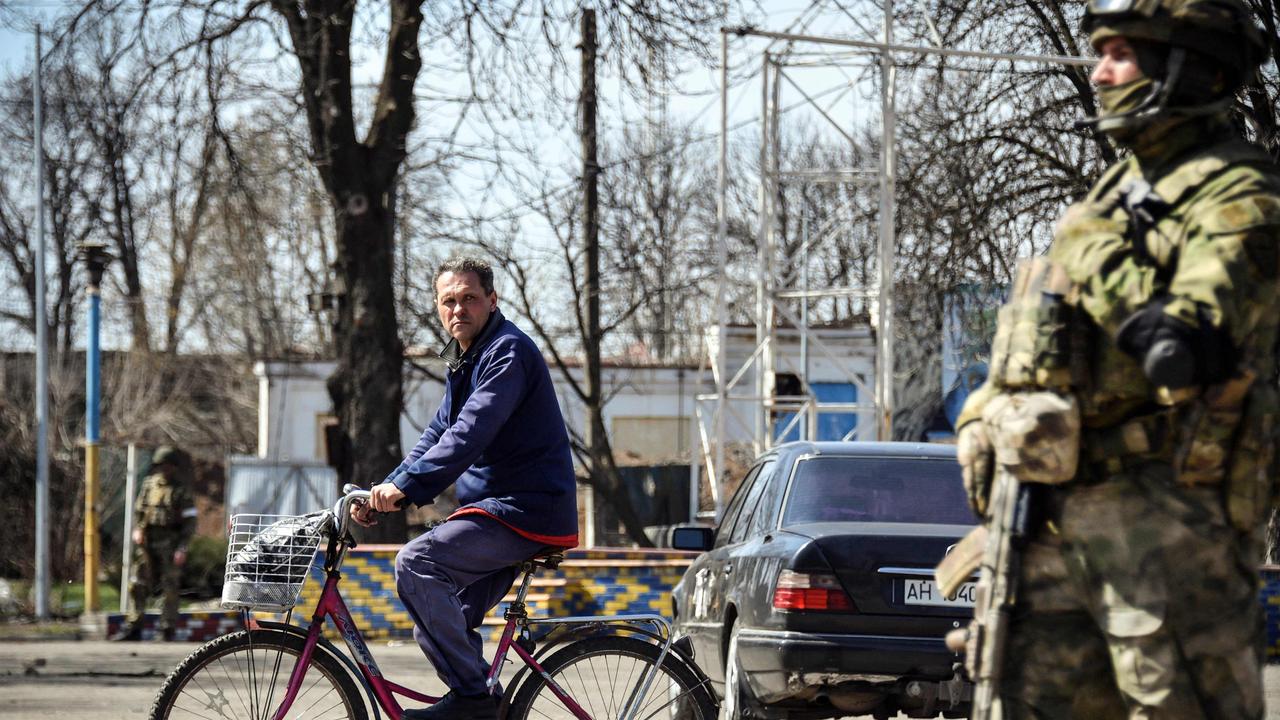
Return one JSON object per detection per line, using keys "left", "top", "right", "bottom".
{"left": 111, "top": 446, "right": 198, "bottom": 642}
{"left": 955, "top": 0, "right": 1280, "bottom": 717}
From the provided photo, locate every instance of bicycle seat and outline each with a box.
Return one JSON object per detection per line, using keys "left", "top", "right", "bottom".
{"left": 528, "top": 547, "right": 566, "bottom": 570}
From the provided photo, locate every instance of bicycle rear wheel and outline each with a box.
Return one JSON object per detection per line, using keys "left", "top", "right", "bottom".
{"left": 508, "top": 635, "right": 717, "bottom": 720}
{"left": 150, "top": 628, "right": 368, "bottom": 720}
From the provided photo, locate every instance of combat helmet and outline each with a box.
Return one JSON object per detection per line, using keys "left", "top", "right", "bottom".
{"left": 152, "top": 445, "right": 180, "bottom": 467}
{"left": 1080, "top": 0, "right": 1267, "bottom": 133}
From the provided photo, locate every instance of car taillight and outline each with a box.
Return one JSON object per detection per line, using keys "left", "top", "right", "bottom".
{"left": 772, "top": 570, "right": 855, "bottom": 612}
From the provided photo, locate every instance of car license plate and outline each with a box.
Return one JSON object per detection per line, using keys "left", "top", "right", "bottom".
{"left": 903, "top": 578, "right": 975, "bottom": 607}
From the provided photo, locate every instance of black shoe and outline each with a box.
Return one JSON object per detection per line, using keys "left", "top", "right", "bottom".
{"left": 109, "top": 624, "right": 142, "bottom": 642}
{"left": 402, "top": 691, "right": 499, "bottom": 720}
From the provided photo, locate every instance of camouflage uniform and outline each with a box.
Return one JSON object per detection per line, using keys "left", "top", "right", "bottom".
{"left": 956, "top": 1, "right": 1278, "bottom": 717}
{"left": 124, "top": 447, "right": 197, "bottom": 638}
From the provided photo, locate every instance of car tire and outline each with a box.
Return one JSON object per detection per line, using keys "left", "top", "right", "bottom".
{"left": 720, "top": 625, "right": 754, "bottom": 720}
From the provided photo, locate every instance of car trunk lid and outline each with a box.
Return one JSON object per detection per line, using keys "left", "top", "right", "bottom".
{"left": 787, "top": 522, "right": 975, "bottom": 617}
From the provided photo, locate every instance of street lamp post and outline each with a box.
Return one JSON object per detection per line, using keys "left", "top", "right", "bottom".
{"left": 80, "top": 241, "right": 111, "bottom": 614}
{"left": 32, "top": 23, "right": 50, "bottom": 621}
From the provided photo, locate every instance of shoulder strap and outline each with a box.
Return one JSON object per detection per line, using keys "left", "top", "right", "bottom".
{"left": 1113, "top": 140, "right": 1273, "bottom": 276}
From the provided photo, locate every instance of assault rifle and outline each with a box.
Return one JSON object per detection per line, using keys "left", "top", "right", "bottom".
{"left": 936, "top": 256, "right": 1076, "bottom": 718}
{"left": 936, "top": 466, "right": 1037, "bottom": 720}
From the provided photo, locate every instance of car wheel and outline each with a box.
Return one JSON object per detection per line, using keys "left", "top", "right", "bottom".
{"left": 720, "top": 625, "right": 753, "bottom": 720}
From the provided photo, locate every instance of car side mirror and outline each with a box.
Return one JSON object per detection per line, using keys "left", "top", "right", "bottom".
{"left": 670, "top": 525, "right": 715, "bottom": 552}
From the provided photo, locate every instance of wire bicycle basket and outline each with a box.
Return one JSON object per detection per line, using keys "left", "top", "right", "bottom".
{"left": 221, "top": 512, "right": 327, "bottom": 611}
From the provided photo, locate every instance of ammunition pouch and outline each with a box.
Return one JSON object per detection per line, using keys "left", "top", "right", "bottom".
{"left": 1078, "top": 372, "right": 1278, "bottom": 531}
{"left": 978, "top": 258, "right": 1086, "bottom": 486}
{"left": 1171, "top": 374, "right": 1252, "bottom": 487}
{"left": 982, "top": 392, "right": 1081, "bottom": 484}
{"left": 988, "top": 258, "right": 1082, "bottom": 392}
{"left": 1221, "top": 377, "right": 1279, "bottom": 532}
{"left": 1081, "top": 411, "right": 1176, "bottom": 478}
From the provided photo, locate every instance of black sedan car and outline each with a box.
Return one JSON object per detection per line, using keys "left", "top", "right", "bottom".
{"left": 671, "top": 441, "right": 977, "bottom": 720}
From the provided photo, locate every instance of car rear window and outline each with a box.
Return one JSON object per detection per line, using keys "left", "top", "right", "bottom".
{"left": 782, "top": 456, "right": 975, "bottom": 526}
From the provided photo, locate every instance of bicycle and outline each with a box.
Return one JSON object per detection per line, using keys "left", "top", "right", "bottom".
{"left": 149, "top": 485, "right": 718, "bottom": 720}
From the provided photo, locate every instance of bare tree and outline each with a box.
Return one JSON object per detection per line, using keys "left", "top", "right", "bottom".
{"left": 66, "top": 14, "right": 157, "bottom": 351}
{"left": 185, "top": 102, "right": 339, "bottom": 360}
{"left": 0, "top": 42, "right": 125, "bottom": 359}
{"left": 150, "top": 76, "right": 220, "bottom": 355}
{"left": 602, "top": 122, "right": 720, "bottom": 362}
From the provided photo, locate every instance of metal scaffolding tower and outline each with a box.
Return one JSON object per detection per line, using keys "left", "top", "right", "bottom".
{"left": 691, "top": 5, "right": 1092, "bottom": 521}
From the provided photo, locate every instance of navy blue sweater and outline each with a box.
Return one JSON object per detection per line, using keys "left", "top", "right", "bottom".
{"left": 383, "top": 310, "right": 578, "bottom": 546}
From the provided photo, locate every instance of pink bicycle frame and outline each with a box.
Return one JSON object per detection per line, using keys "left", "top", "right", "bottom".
{"left": 267, "top": 573, "right": 593, "bottom": 720}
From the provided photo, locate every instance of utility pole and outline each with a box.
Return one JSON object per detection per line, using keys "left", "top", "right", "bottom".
{"left": 82, "top": 241, "right": 112, "bottom": 614}
{"left": 711, "top": 26, "right": 728, "bottom": 520}
{"left": 877, "top": 0, "right": 898, "bottom": 441}
{"left": 580, "top": 7, "right": 603, "bottom": 545}
{"left": 577, "top": 9, "right": 648, "bottom": 545}
{"left": 33, "top": 24, "right": 50, "bottom": 621}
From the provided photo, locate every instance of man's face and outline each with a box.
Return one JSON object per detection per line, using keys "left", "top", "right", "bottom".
{"left": 436, "top": 270, "right": 497, "bottom": 350}
{"left": 1091, "top": 36, "right": 1143, "bottom": 87}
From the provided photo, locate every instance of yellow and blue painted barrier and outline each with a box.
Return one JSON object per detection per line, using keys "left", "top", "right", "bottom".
{"left": 106, "top": 547, "right": 696, "bottom": 644}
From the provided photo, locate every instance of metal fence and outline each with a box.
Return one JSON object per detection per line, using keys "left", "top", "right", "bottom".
{"left": 225, "top": 456, "right": 338, "bottom": 521}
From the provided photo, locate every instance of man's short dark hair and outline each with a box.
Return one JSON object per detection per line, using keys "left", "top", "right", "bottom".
{"left": 435, "top": 256, "right": 495, "bottom": 296}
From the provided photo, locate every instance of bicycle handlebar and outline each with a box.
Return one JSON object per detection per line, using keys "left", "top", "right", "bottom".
{"left": 333, "top": 484, "right": 372, "bottom": 539}
{"left": 331, "top": 483, "right": 412, "bottom": 539}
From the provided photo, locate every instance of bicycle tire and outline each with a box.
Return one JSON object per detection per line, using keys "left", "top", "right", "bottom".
{"left": 149, "top": 628, "right": 369, "bottom": 720}
{"left": 508, "top": 635, "right": 717, "bottom": 720}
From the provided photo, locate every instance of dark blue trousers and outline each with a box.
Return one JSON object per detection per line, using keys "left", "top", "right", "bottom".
{"left": 394, "top": 515, "right": 545, "bottom": 696}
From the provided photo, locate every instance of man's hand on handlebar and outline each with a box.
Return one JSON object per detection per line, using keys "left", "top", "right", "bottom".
{"left": 370, "top": 483, "right": 407, "bottom": 513}
{"left": 347, "top": 483, "right": 406, "bottom": 527}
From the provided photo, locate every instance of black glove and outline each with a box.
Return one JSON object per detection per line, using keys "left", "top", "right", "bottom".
{"left": 1116, "top": 297, "right": 1236, "bottom": 388}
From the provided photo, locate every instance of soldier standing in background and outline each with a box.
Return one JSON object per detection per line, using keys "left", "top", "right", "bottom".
{"left": 954, "top": 0, "right": 1280, "bottom": 717}
{"left": 111, "top": 446, "right": 197, "bottom": 642}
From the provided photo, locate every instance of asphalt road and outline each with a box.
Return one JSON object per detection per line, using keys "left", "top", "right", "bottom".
{"left": 3, "top": 639, "right": 1280, "bottom": 718}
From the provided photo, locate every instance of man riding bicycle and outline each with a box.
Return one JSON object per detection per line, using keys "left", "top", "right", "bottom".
{"left": 352, "top": 256, "right": 578, "bottom": 720}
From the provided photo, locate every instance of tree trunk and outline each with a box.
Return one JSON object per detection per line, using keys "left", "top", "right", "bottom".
{"left": 270, "top": 1, "right": 425, "bottom": 543}
{"left": 326, "top": 179, "right": 407, "bottom": 543}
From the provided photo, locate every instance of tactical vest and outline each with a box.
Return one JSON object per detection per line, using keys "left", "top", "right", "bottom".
{"left": 137, "top": 473, "right": 187, "bottom": 529}
{"left": 1039, "top": 138, "right": 1280, "bottom": 531}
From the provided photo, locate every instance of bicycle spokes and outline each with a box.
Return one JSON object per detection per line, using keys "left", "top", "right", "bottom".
{"left": 152, "top": 630, "right": 366, "bottom": 720}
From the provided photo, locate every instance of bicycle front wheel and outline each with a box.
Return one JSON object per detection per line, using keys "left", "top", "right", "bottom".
{"left": 150, "top": 628, "right": 368, "bottom": 720}
{"left": 509, "top": 635, "right": 717, "bottom": 720}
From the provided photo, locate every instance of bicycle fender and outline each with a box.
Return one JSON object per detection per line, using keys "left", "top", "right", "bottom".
{"left": 624, "top": 627, "right": 714, "bottom": 691}
{"left": 502, "top": 623, "right": 713, "bottom": 706}
{"left": 249, "top": 620, "right": 347, "bottom": 662}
